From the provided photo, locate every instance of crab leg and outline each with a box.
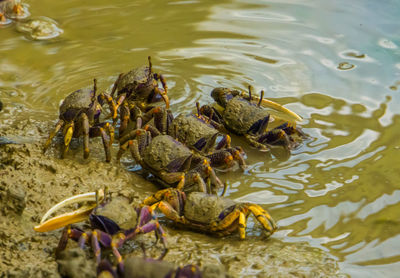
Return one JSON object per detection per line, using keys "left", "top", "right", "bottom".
{"left": 238, "top": 212, "right": 247, "bottom": 239}
{"left": 89, "top": 123, "right": 112, "bottom": 162}
{"left": 215, "top": 134, "right": 231, "bottom": 150}
{"left": 101, "top": 93, "right": 119, "bottom": 125}
{"left": 62, "top": 122, "right": 74, "bottom": 158}
{"left": 247, "top": 204, "right": 277, "bottom": 234}
{"left": 191, "top": 173, "right": 207, "bottom": 193}
{"left": 152, "top": 201, "right": 187, "bottom": 225}
{"left": 34, "top": 190, "right": 104, "bottom": 232}
{"left": 99, "top": 126, "right": 111, "bottom": 162}
{"left": 206, "top": 151, "right": 233, "bottom": 169}
{"left": 117, "top": 140, "right": 131, "bottom": 161}
{"left": 203, "top": 133, "right": 219, "bottom": 154}
{"left": 13, "top": 3, "right": 23, "bottom": 15}
{"left": 119, "top": 102, "right": 130, "bottom": 136}
{"left": 79, "top": 113, "right": 90, "bottom": 159}
{"left": 153, "top": 69, "right": 169, "bottom": 109}
{"left": 43, "top": 119, "right": 64, "bottom": 153}
{"left": 210, "top": 209, "right": 241, "bottom": 234}
{"left": 0, "top": 12, "right": 6, "bottom": 23}
{"left": 110, "top": 73, "right": 123, "bottom": 98}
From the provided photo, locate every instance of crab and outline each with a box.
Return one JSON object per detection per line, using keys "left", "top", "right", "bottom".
{"left": 34, "top": 189, "right": 168, "bottom": 275}
{"left": 43, "top": 79, "right": 117, "bottom": 162}
{"left": 0, "top": 0, "right": 28, "bottom": 25}
{"left": 97, "top": 256, "right": 228, "bottom": 278}
{"left": 110, "top": 56, "right": 169, "bottom": 135}
{"left": 117, "top": 121, "right": 225, "bottom": 194}
{"left": 200, "top": 87, "right": 307, "bottom": 151}
{"left": 143, "top": 188, "right": 277, "bottom": 239}
{"left": 121, "top": 104, "right": 246, "bottom": 170}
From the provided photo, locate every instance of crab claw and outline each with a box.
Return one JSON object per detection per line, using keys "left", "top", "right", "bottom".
{"left": 259, "top": 97, "right": 302, "bottom": 122}
{"left": 13, "top": 3, "right": 23, "bottom": 15}
{"left": 34, "top": 189, "right": 104, "bottom": 232}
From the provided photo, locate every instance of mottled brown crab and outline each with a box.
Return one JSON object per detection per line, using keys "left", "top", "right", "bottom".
{"left": 117, "top": 123, "right": 225, "bottom": 194}
{"left": 110, "top": 56, "right": 169, "bottom": 135}
{"left": 43, "top": 79, "right": 116, "bottom": 162}
{"left": 143, "top": 188, "right": 277, "bottom": 239}
{"left": 200, "top": 87, "right": 307, "bottom": 151}
{"left": 34, "top": 189, "right": 168, "bottom": 275}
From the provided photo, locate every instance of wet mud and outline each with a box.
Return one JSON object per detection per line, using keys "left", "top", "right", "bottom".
{"left": 0, "top": 114, "right": 344, "bottom": 277}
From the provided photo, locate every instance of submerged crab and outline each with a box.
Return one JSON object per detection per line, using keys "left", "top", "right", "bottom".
{"left": 124, "top": 105, "right": 246, "bottom": 170}
{"left": 0, "top": 0, "right": 29, "bottom": 25}
{"left": 110, "top": 56, "right": 169, "bottom": 135}
{"left": 34, "top": 189, "right": 168, "bottom": 274}
{"left": 200, "top": 87, "right": 307, "bottom": 151}
{"left": 117, "top": 122, "right": 225, "bottom": 194}
{"left": 143, "top": 188, "right": 277, "bottom": 239}
{"left": 43, "top": 79, "right": 116, "bottom": 162}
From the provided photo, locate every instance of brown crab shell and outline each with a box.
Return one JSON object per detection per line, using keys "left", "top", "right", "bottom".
{"left": 116, "top": 65, "right": 155, "bottom": 100}
{"left": 222, "top": 96, "right": 271, "bottom": 135}
{"left": 169, "top": 114, "right": 219, "bottom": 149}
{"left": 142, "top": 135, "right": 193, "bottom": 172}
{"left": 59, "top": 87, "right": 97, "bottom": 122}
{"left": 183, "top": 192, "right": 236, "bottom": 224}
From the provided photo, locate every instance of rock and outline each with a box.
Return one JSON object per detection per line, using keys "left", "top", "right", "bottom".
{"left": 57, "top": 248, "right": 96, "bottom": 278}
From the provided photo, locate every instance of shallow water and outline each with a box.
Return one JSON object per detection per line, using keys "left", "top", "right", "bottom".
{"left": 1, "top": 0, "right": 400, "bottom": 277}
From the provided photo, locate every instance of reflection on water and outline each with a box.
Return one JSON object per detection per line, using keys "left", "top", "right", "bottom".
{"left": 1, "top": 0, "right": 400, "bottom": 276}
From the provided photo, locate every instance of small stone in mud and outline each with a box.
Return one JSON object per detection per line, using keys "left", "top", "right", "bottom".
{"left": 0, "top": 185, "right": 26, "bottom": 215}
{"left": 57, "top": 247, "right": 96, "bottom": 278}
{"left": 124, "top": 257, "right": 175, "bottom": 278}
{"left": 203, "top": 264, "right": 231, "bottom": 278}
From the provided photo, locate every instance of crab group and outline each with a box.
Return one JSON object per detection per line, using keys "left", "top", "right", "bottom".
{"left": 38, "top": 57, "right": 308, "bottom": 277}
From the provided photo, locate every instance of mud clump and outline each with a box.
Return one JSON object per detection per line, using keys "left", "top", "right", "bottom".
{"left": 0, "top": 184, "right": 26, "bottom": 215}
{"left": 57, "top": 248, "right": 96, "bottom": 278}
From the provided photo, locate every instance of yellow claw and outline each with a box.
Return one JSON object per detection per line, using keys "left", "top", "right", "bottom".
{"left": 64, "top": 126, "right": 73, "bottom": 146}
{"left": 0, "top": 13, "right": 6, "bottom": 23}
{"left": 13, "top": 4, "right": 23, "bottom": 15}
{"left": 34, "top": 189, "right": 104, "bottom": 232}
{"left": 34, "top": 206, "right": 93, "bottom": 232}
{"left": 238, "top": 212, "right": 247, "bottom": 240}
{"left": 260, "top": 98, "right": 302, "bottom": 122}
{"left": 240, "top": 91, "right": 302, "bottom": 122}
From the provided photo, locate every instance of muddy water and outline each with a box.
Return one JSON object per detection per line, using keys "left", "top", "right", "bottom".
{"left": 1, "top": 0, "right": 400, "bottom": 277}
